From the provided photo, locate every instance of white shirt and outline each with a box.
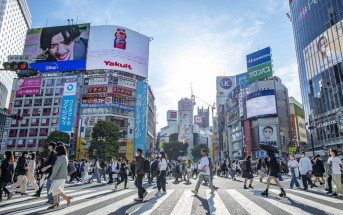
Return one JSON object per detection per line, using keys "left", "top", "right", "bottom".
{"left": 112, "top": 162, "right": 119, "bottom": 172}
{"left": 159, "top": 158, "right": 167, "bottom": 171}
{"left": 328, "top": 157, "right": 342, "bottom": 175}
{"left": 288, "top": 160, "right": 299, "bottom": 168}
{"left": 84, "top": 163, "right": 90, "bottom": 172}
{"left": 299, "top": 156, "right": 312, "bottom": 175}
{"left": 198, "top": 156, "right": 210, "bottom": 175}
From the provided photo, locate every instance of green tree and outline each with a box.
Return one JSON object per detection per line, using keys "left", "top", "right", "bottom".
{"left": 161, "top": 141, "right": 188, "bottom": 161}
{"left": 88, "top": 121, "right": 119, "bottom": 161}
{"left": 42, "top": 131, "right": 70, "bottom": 158}
{"left": 191, "top": 143, "right": 210, "bottom": 162}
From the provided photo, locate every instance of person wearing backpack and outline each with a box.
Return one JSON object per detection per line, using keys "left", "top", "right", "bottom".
{"left": 9, "top": 151, "right": 29, "bottom": 195}
{"left": 0, "top": 151, "right": 14, "bottom": 202}
{"left": 115, "top": 158, "right": 129, "bottom": 190}
{"left": 149, "top": 157, "right": 159, "bottom": 183}
{"left": 242, "top": 156, "right": 254, "bottom": 189}
{"left": 134, "top": 148, "right": 147, "bottom": 201}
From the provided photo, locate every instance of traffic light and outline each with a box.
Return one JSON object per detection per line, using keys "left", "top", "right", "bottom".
{"left": 17, "top": 69, "right": 38, "bottom": 78}
{"left": 10, "top": 114, "right": 23, "bottom": 120}
{"left": 2, "top": 61, "right": 28, "bottom": 71}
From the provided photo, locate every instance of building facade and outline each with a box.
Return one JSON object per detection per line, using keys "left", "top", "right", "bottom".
{"left": 289, "top": 0, "right": 343, "bottom": 154}
{"left": 289, "top": 97, "right": 307, "bottom": 149}
{"left": 146, "top": 85, "right": 157, "bottom": 157}
{"left": 0, "top": 0, "right": 31, "bottom": 107}
{"left": 197, "top": 106, "right": 210, "bottom": 128}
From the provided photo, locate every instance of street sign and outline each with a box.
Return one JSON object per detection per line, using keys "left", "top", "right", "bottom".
{"left": 7, "top": 55, "right": 32, "bottom": 63}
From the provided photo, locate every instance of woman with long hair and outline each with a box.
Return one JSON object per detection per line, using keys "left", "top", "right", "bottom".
{"left": 156, "top": 151, "right": 167, "bottom": 196}
{"left": 48, "top": 145, "right": 72, "bottom": 209}
{"left": 242, "top": 156, "right": 254, "bottom": 189}
{"left": 0, "top": 151, "right": 14, "bottom": 201}
{"left": 328, "top": 149, "right": 343, "bottom": 197}
{"left": 288, "top": 154, "right": 300, "bottom": 189}
{"left": 256, "top": 158, "right": 266, "bottom": 182}
{"left": 261, "top": 150, "right": 286, "bottom": 197}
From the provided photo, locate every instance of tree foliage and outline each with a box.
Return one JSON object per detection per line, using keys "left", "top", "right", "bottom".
{"left": 191, "top": 143, "right": 210, "bottom": 162}
{"left": 42, "top": 131, "right": 70, "bottom": 158}
{"left": 88, "top": 121, "right": 119, "bottom": 161}
{"left": 161, "top": 141, "right": 188, "bottom": 161}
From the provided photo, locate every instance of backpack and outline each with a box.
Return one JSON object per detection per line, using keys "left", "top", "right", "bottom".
{"left": 143, "top": 159, "right": 150, "bottom": 173}
{"left": 68, "top": 162, "right": 76, "bottom": 175}
{"left": 151, "top": 160, "right": 158, "bottom": 171}
{"left": 241, "top": 161, "right": 247, "bottom": 171}
{"left": 176, "top": 164, "right": 180, "bottom": 173}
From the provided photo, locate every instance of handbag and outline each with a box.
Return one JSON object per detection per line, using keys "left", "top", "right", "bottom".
{"left": 68, "top": 162, "right": 76, "bottom": 175}
{"left": 277, "top": 173, "right": 283, "bottom": 181}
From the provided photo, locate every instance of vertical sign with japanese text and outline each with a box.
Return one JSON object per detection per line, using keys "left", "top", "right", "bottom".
{"left": 134, "top": 81, "right": 148, "bottom": 155}
{"left": 59, "top": 81, "right": 77, "bottom": 132}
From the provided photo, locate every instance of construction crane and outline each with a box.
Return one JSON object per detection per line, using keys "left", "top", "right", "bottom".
{"left": 190, "top": 83, "right": 216, "bottom": 117}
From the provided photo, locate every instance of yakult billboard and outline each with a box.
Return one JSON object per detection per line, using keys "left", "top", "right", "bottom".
{"left": 86, "top": 25, "right": 150, "bottom": 78}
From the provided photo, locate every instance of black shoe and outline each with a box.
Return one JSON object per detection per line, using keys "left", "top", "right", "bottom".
{"left": 261, "top": 189, "right": 269, "bottom": 197}
{"left": 326, "top": 190, "right": 333, "bottom": 194}
{"left": 313, "top": 184, "right": 318, "bottom": 187}
{"left": 279, "top": 189, "right": 286, "bottom": 197}
{"left": 320, "top": 182, "right": 325, "bottom": 185}
{"left": 244, "top": 185, "right": 249, "bottom": 189}
{"left": 21, "top": 193, "right": 28, "bottom": 196}
{"left": 46, "top": 201, "right": 52, "bottom": 204}
{"left": 303, "top": 188, "right": 308, "bottom": 191}
{"left": 143, "top": 191, "right": 148, "bottom": 198}
{"left": 249, "top": 184, "right": 254, "bottom": 189}
{"left": 32, "top": 192, "right": 40, "bottom": 198}
{"left": 332, "top": 193, "right": 338, "bottom": 197}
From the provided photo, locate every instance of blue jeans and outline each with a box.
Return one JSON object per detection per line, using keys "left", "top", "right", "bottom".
{"left": 88, "top": 169, "right": 100, "bottom": 183}
{"left": 46, "top": 179, "right": 60, "bottom": 203}
{"left": 290, "top": 167, "right": 300, "bottom": 188}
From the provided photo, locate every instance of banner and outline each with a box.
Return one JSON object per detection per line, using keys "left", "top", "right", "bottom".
{"left": 87, "top": 87, "right": 108, "bottom": 93}
{"left": 23, "top": 24, "right": 90, "bottom": 72}
{"left": 248, "top": 61, "right": 272, "bottom": 82}
{"left": 259, "top": 125, "right": 278, "bottom": 147}
{"left": 15, "top": 78, "right": 42, "bottom": 96}
{"left": 84, "top": 97, "right": 112, "bottom": 104}
{"left": 236, "top": 72, "right": 250, "bottom": 88}
{"left": 134, "top": 81, "right": 148, "bottom": 154}
{"left": 226, "top": 85, "right": 240, "bottom": 111}
{"left": 86, "top": 25, "right": 150, "bottom": 78}
{"left": 59, "top": 82, "right": 77, "bottom": 132}
{"left": 88, "top": 77, "right": 108, "bottom": 86}
{"left": 194, "top": 115, "right": 203, "bottom": 125}
{"left": 113, "top": 86, "right": 133, "bottom": 96}
{"left": 246, "top": 47, "right": 271, "bottom": 69}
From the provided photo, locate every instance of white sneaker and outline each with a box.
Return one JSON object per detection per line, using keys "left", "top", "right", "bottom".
{"left": 162, "top": 191, "right": 167, "bottom": 195}
{"left": 134, "top": 197, "right": 143, "bottom": 201}
{"left": 155, "top": 191, "right": 161, "bottom": 196}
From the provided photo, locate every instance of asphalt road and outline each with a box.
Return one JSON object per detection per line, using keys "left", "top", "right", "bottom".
{"left": 1, "top": 174, "right": 343, "bottom": 215}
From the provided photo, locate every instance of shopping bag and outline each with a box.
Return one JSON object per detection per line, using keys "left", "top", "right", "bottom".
{"left": 277, "top": 173, "right": 283, "bottom": 181}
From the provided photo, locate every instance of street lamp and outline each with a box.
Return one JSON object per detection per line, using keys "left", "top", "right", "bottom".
{"left": 307, "top": 119, "right": 315, "bottom": 156}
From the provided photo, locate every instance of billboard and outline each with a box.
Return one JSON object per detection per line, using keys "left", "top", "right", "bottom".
{"left": 15, "top": 78, "right": 42, "bottom": 96}
{"left": 236, "top": 72, "right": 250, "bottom": 88}
{"left": 248, "top": 61, "right": 272, "bottom": 82}
{"left": 88, "top": 77, "right": 108, "bottom": 86}
{"left": 23, "top": 24, "right": 90, "bottom": 72}
{"left": 86, "top": 25, "right": 150, "bottom": 78}
{"left": 246, "top": 47, "right": 271, "bottom": 69}
{"left": 226, "top": 85, "right": 240, "bottom": 111}
{"left": 194, "top": 115, "right": 203, "bottom": 125}
{"left": 259, "top": 125, "right": 278, "bottom": 147}
{"left": 134, "top": 81, "right": 148, "bottom": 154}
{"left": 59, "top": 81, "right": 77, "bottom": 132}
{"left": 246, "top": 89, "right": 277, "bottom": 119}
{"left": 167, "top": 110, "right": 177, "bottom": 121}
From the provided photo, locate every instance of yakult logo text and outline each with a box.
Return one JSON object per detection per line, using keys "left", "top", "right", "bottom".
{"left": 104, "top": 61, "right": 132, "bottom": 70}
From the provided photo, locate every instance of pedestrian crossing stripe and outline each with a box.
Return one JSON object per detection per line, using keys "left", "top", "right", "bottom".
{"left": 1, "top": 188, "right": 342, "bottom": 215}
{"left": 286, "top": 188, "right": 342, "bottom": 204}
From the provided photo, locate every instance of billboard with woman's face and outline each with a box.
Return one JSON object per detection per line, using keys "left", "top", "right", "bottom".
{"left": 259, "top": 125, "right": 278, "bottom": 147}
{"left": 23, "top": 24, "right": 90, "bottom": 72}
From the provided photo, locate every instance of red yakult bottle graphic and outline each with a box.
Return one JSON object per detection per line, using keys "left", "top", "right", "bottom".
{"left": 114, "top": 28, "right": 126, "bottom": 50}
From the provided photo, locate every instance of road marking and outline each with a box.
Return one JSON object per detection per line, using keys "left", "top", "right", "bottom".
{"left": 6, "top": 190, "right": 102, "bottom": 215}
{"left": 170, "top": 190, "right": 194, "bottom": 215}
{"left": 129, "top": 189, "right": 175, "bottom": 215}
{"left": 86, "top": 190, "right": 153, "bottom": 215}
{"left": 250, "top": 190, "right": 311, "bottom": 215}
{"left": 286, "top": 189, "right": 342, "bottom": 204}
{"left": 226, "top": 189, "right": 271, "bottom": 215}
{"left": 206, "top": 190, "right": 231, "bottom": 215}
{"left": 46, "top": 189, "right": 133, "bottom": 215}
{"left": 269, "top": 189, "right": 343, "bottom": 215}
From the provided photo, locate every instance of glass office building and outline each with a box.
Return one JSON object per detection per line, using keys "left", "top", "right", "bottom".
{"left": 290, "top": 0, "right": 343, "bottom": 152}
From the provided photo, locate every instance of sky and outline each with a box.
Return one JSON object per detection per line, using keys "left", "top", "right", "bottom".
{"left": 27, "top": 0, "right": 300, "bottom": 131}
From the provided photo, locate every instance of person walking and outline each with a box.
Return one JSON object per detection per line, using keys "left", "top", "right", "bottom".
{"left": 134, "top": 148, "right": 147, "bottom": 201}
{"left": 88, "top": 158, "right": 101, "bottom": 183}
{"left": 149, "top": 157, "right": 159, "bottom": 183}
{"left": 312, "top": 155, "right": 325, "bottom": 186}
{"left": 69, "top": 160, "right": 81, "bottom": 183}
{"left": 9, "top": 151, "right": 29, "bottom": 195}
{"left": 115, "top": 159, "right": 129, "bottom": 190}
{"left": 192, "top": 162, "right": 198, "bottom": 179}
{"left": 191, "top": 149, "right": 215, "bottom": 195}
{"left": 186, "top": 159, "right": 192, "bottom": 182}
{"left": 288, "top": 154, "right": 300, "bottom": 189}
{"left": 299, "top": 151, "right": 313, "bottom": 190}
{"left": 109, "top": 157, "right": 120, "bottom": 184}
{"left": 242, "top": 156, "right": 254, "bottom": 189}
{"left": 131, "top": 161, "right": 136, "bottom": 181}
{"left": 48, "top": 145, "right": 72, "bottom": 209}
{"left": 328, "top": 149, "right": 343, "bottom": 197}
{"left": 156, "top": 152, "right": 167, "bottom": 196}
{"left": 0, "top": 151, "right": 14, "bottom": 202}
{"left": 26, "top": 153, "right": 39, "bottom": 194}
{"left": 100, "top": 160, "right": 107, "bottom": 182}
{"left": 261, "top": 150, "right": 286, "bottom": 197}
{"left": 257, "top": 158, "right": 266, "bottom": 182}
{"left": 230, "top": 160, "right": 237, "bottom": 180}
{"left": 324, "top": 149, "right": 333, "bottom": 194}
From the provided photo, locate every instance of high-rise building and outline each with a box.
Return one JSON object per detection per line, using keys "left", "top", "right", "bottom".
{"left": 197, "top": 106, "right": 210, "bottom": 128}
{"left": 0, "top": 0, "right": 31, "bottom": 107}
{"left": 289, "top": 97, "right": 307, "bottom": 150}
{"left": 289, "top": 0, "right": 343, "bottom": 154}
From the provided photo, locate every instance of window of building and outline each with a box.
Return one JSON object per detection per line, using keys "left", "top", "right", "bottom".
{"left": 24, "top": 99, "right": 32, "bottom": 107}
{"left": 34, "top": 99, "right": 42, "bottom": 106}
{"left": 38, "top": 139, "right": 45, "bottom": 147}
{"left": 45, "top": 88, "right": 54, "bottom": 96}
{"left": 44, "top": 98, "right": 52, "bottom": 106}
{"left": 21, "top": 118, "right": 29, "bottom": 126}
{"left": 9, "top": 129, "right": 17, "bottom": 137}
{"left": 28, "top": 139, "right": 36, "bottom": 147}
{"left": 32, "top": 108, "right": 40, "bottom": 116}
{"left": 22, "top": 109, "right": 30, "bottom": 116}
{"left": 10, "top": 119, "right": 18, "bottom": 127}
{"left": 29, "top": 128, "right": 38, "bottom": 136}
{"left": 31, "top": 118, "right": 39, "bottom": 126}
{"left": 7, "top": 139, "right": 15, "bottom": 147}
{"left": 54, "top": 98, "right": 61, "bottom": 105}
{"left": 56, "top": 78, "right": 63, "bottom": 86}
{"left": 55, "top": 88, "right": 63, "bottom": 96}
{"left": 52, "top": 118, "right": 58, "bottom": 125}
{"left": 41, "top": 118, "right": 49, "bottom": 126}
{"left": 14, "top": 99, "right": 22, "bottom": 107}
{"left": 17, "top": 139, "right": 26, "bottom": 147}
{"left": 42, "top": 108, "right": 50, "bottom": 115}
{"left": 46, "top": 79, "right": 55, "bottom": 87}
{"left": 52, "top": 107, "right": 59, "bottom": 115}
{"left": 19, "top": 129, "right": 27, "bottom": 137}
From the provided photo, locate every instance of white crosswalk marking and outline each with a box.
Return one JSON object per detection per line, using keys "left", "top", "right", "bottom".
{"left": 206, "top": 190, "right": 231, "bottom": 215}
{"left": 286, "top": 189, "right": 342, "bottom": 204}
{"left": 86, "top": 189, "right": 153, "bottom": 215}
{"left": 170, "top": 190, "right": 194, "bottom": 215}
{"left": 129, "top": 189, "right": 175, "bottom": 215}
{"left": 269, "top": 189, "right": 343, "bottom": 215}
{"left": 226, "top": 189, "right": 271, "bottom": 215}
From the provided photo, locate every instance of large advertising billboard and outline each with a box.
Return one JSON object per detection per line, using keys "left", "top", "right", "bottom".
{"left": 246, "top": 47, "right": 273, "bottom": 82}
{"left": 259, "top": 125, "right": 278, "bottom": 147}
{"left": 86, "top": 25, "right": 150, "bottom": 78}
{"left": 246, "top": 89, "right": 277, "bottom": 119}
{"left": 15, "top": 78, "right": 42, "bottom": 96}
{"left": 23, "top": 24, "right": 90, "bottom": 72}
{"left": 226, "top": 85, "right": 240, "bottom": 111}
{"left": 134, "top": 81, "right": 148, "bottom": 154}
{"left": 236, "top": 72, "right": 250, "bottom": 89}
{"left": 246, "top": 47, "right": 271, "bottom": 69}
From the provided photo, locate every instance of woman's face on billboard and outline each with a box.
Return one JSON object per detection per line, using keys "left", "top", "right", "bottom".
{"left": 319, "top": 38, "right": 328, "bottom": 55}
{"left": 49, "top": 32, "right": 75, "bottom": 61}
{"left": 263, "top": 128, "right": 273, "bottom": 140}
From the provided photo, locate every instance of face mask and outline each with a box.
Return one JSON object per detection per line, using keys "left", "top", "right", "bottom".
{"left": 290, "top": 157, "right": 294, "bottom": 160}
{"left": 301, "top": 155, "right": 305, "bottom": 158}
{"left": 330, "top": 152, "right": 334, "bottom": 156}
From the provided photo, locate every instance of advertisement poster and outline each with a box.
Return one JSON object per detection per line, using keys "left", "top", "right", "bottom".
{"left": 246, "top": 47, "right": 271, "bottom": 69}
{"left": 259, "top": 125, "right": 278, "bottom": 147}
{"left": 15, "top": 78, "right": 42, "bottom": 96}
{"left": 194, "top": 115, "right": 203, "bottom": 125}
{"left": 247, "top": 61, "right": 272, "bottom": 82}
{"left": 23, "top": 24, "right": 90, "bottom": 72}
{"left": 87, "top": 87, "right": 108, "bottom": 93}
{"left": 134, "top": 81, "right": 148, "bottom": 154}
{"left": 226, "top": 85, "right": 240, "bottom": 111}
{"left": 86, "top": 25, "right": 150, "bottom": 78}
{"left": 246, "top": 89, "right": 277, "bottom": 118}
{"left": 88, "top": 77, "right": 108, "bottom": 86}
{"left": 236, "top": 72, "right": 250, "bottom": 88}
{"left": 167, "top": 110, "right": 177, "bottom": 121}
{"left": 59, "top": 82, "right": 77, "bottom": 132}
{"left": 179, "top": 112, "right": 192, "bottom": 144}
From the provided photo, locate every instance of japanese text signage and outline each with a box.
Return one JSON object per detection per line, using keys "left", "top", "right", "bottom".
{"left": 87, "top": 87, "right": 108, "bottom": 93}
{"left": 235, "top": 72, "right": 250, "bottom": 89}
{"left": 113, "top": 86, "right": 133, "bottom": 96}
{"left": 246, "top": 47, "right": 271, "bottom": 69}
{"left": 134, "top": 81, "right": 148, "bottom": 154}
{"left": 246, "top": 47, "right": 273, "bottom": 82}
{"left": 59, "top": 81, "right": 77, "bottom": 132}
{"left": 15, "top": 78, "right": 42, "bottom": 96}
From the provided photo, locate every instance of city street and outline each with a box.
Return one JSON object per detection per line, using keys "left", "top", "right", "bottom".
{"left": 1, "top": 175, "right": 342, "bottom": 215}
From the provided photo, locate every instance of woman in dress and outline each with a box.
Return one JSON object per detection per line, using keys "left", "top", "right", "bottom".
{"left": 48, "top": 145, "right": 72, "bottom": 209}
{"left": 328, "top": 149, "right": 343, "bottom": 197}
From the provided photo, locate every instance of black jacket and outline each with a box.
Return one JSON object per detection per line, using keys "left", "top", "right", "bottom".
{"left": 0, "top": 159, "right": 14, "bottom": 182}
{"left": 313, "top": 159, "right": 325, "bottom": 174}
{"left": 16, "top": 157, "right": 28, "bottom": 176}
{"left": 44, "top": 151, "right": 57, "bottom": 177}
